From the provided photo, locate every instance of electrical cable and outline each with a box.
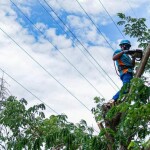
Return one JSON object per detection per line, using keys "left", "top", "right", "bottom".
{"left": 127, "top": 0, "right": 150, "bottom": 26}
{"left": 0, "top": 27, "right": 92, "bottom": 112}
{"left": 73, "top": 0, "right": 120, "bottom": 89}
{"left": 42, "top": 0, "right": 119, "bottom": 90}
{"left": 39, "top": 0, "right": 118, "bottom": 92}
{"left": 97, "top": 0, "right": 125, "bottom": 39}
{"left": 0, "top": 69, "right": 99, "bottom": 133}
{"left": 0, "top": 68, "right": 59, "bottom": 115}
{"left": 126, "top": 0, "right": 138, "bottom": 18}
{"left": 10, "top": 0, "right": 105, "bottom": 98}
{"left": 75, "top": 0, "right": 114, "bottom": 50}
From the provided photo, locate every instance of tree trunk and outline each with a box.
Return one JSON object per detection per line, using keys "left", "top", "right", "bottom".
{"left": 135, "top": 44, "right": 150, "bottom": 77}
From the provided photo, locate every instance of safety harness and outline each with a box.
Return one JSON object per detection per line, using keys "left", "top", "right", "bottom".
{"left": 114, "top": 61, "right": 133, "bottom": 77}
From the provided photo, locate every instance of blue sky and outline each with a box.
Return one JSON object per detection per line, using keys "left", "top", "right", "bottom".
{"left": 0, "top": 0, "right": 150, "bottom": 132}
{"left": 11, "top": 0, "right": 127, "bottom": 45}
{"left": 10, "top": 0, "right": 150, "bottom": 48}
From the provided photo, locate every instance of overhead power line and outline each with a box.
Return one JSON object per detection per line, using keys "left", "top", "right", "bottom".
{"left": 41, "top": 0, "right": 119, "bottom": 90}
{"left": 97, "top": 0, "right": 125, "bottom": 39}
{"left": 73, "top": 0, "right": 120, "bottom": 89}
{"left": 39, "top": 0, "right": 117, "bottom": 92}
{"left": 0, "top": 68, "right": 59, "bottom": 115}
{"left": 126, "top": 0, "right": 138, "bottom": 18}
{"left": 10, "top": 0, "right": 104, "bottom": 97}
{"left": 11, "top": 0, "right": 119, "bottom": 93}
{"left": 0, "top": 69, "right": 99, "bottom": 133}
{"left": 0, "top": 27, "right": 92, "bottom": 112}
{"left": 75, "top": 0, "right": 114, "bottom": 50}
{"left": 126, "top": 1, "right": 150, "bottom": 27}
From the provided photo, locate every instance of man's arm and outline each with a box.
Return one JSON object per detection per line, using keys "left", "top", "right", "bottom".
{"left": 113, "top": 51, "right": 124, "bottom": 61}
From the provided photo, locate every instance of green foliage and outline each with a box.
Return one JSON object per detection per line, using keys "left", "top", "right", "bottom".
{"left": 105, "top": 78, "right": 150, "bottom": 149}
{"left": 0, "top": 96, "right": 99, "bottom": 150}
{"left": 0, "top": 80, "right": 149, "bottom": 150}
{"left": 90, "top": 77, "right": 150, "bottom": 150}
{"left": 92, "top": 97, "right": 105, "bottom": 122}
{"left": 117, "top": 13, "right": 150, "bottom": 48}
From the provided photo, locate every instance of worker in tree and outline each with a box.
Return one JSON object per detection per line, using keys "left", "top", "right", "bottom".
{"left": 108, "top": 40, "right": 136, "bottom": 105}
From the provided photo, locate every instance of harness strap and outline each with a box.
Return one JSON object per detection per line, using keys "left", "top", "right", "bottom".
{"left": 118, "top": 65, "right": 133, "bottom": 71}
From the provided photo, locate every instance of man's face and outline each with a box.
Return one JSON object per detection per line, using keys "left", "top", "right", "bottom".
{"left": 121, "top": 44, "right": 131, "bottom": 50}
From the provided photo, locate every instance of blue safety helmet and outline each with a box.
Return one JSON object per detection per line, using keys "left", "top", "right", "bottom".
{"left": 119, "top": 40, "right": 131, "bottom": 46}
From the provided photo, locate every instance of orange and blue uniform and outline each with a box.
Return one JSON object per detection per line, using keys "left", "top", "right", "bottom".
{"left": 112, "top": 49, "right": 134, "bottom": 101}
{"left": 114, "top": 49, "right": 133, "bottom": 76}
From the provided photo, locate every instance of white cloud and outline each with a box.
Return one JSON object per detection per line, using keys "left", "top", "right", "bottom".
{"left": 35, "top": 22, "right": 48, "bottom": 31}
{"left": 45, "top": 28, "right": 72, "bottom": 49}
{"left": 67, "top": 15, "right": 91, "bottom": 29}
{"left": 66, "top": 15, "right": 110, "bottom": 46}
{"left": 19, "top": 5, "right": 32, "bottom": 17}
{"left": 45, "top": 0, "right": 150, "bottom": 17}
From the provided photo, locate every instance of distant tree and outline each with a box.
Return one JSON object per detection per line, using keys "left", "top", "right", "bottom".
{"left": 0, "top": 73, "right": 10, "bottom": 150}
{"left": 0, "top": 96, "right": 99, "bottom": 150}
